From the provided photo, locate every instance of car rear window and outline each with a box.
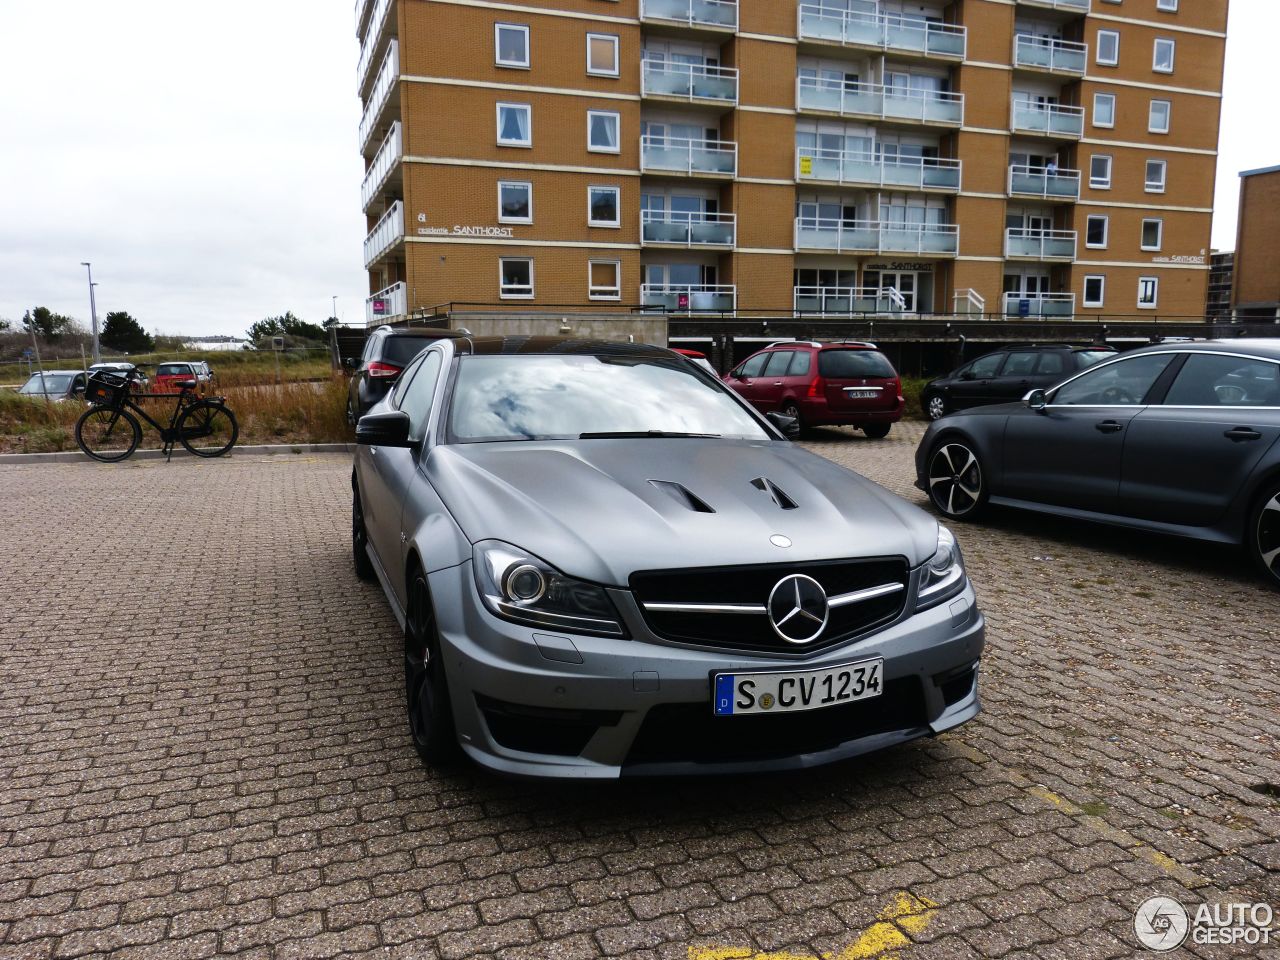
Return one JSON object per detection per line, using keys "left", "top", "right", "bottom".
{"left": 1076, "top": 351, "right": 1114, "bottom": 369}
{"left": 156, "top": 364, "right": 190, "bottom": 376}
{"left": 383, "top": 337, "right": 438, "bottom": 366}
{"left": 818, "top": 349, "right": 895, "bottom": 379}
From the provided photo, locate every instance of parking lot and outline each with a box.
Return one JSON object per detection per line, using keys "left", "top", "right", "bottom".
{"left": 1, "top": 425, "right": 1277, "bottom": 960}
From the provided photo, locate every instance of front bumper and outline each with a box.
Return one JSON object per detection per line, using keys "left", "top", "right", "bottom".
{"left": 429, "top": 561, "right": 985, "bottom": 778}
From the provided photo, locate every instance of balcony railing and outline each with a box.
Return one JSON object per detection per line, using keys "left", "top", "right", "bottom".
{"left": 355, "top": 0, "right": 373, "bottom": 38}
{"left": 366, "top": 282, "right": 408, "bottom": 324}
{"left": 1011, "top": 97, "right": 1085, "bottom": 139}
{"left": 361, "top": 121, "right": 402, "bottom": 212}
{"left": 796, "top": 75, "right": 963, "bottom": 126}
{"left": 1014, "top": 34, "right": 1087, "bottom": 75}
{"left": 798, "top": 4, "right": 966, "bottom": 60}
{"left": 1008, "top": 163, "right": 1080, "bottom": 201}
{"left": 796, "top": 148, "right": 961, "bottom": 192}
{"left": 356, "top": 0, "right": 396, "bottom": 93}
{"left": 953, "top": 289, "right": 987, "bottom": 315}
{"left": 359, "top": 40, "right": 400, "bottom": 154}
{"left": 1005, "top": 227, "right": 1077, "bottom": 260}
{"left": 1015, "top": 0, "right": 1090, "bottom": 12}
{"left": 795, "top": 217, "right": 959, "bottom": 256}
{"left": 641, "top": 135, "right": 738, "bottom": 177}
{"left": 794, "top": 286, "right": 909, "bottom": 315}
{"left": 642, "top": 59, "right": 738, "bottom": 104}
{"left": 639, "top": 0, "right": 738, "bottom": 31}
{"left": 364, "top": 200, "right": 404, "bottom": 268}
{"left": 1003, "top": 292, "right": 1076, "bottom": 318}
{"left": 641, "top": 211, "right": 736, "bottom": 247}
{"left": 641, "top": 284, "right": 737, "bottom": 312}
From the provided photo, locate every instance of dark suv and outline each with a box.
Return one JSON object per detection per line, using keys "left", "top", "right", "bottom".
{"left": 921, "top": 343, "right": 1115, "bottom": 420}
{"left": 724, "top": 341, "right": 905, "bottom": 438}
{"left": 346, "top": 326, "right": 461, "bottom": 424}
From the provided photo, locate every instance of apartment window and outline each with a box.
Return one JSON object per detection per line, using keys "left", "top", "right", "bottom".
{"left": 1149, "top": 99, "right": 1171, "bottom": 134}
{"left": 1097, "top": 30, "right": 1119, "bottom": 66}
{"left": 1145, "top": 159, "right": 1168, "bottom": 193}
{"left": 497, "top": 181, "right": 532, "bottom": 224}
{"left": 587, "top": 111, "right": 620, "bottom": 153}
{"left": 1141, "top": 218, "right": 1163, "bottom": 251}
{"left": 1093, "top": 93, "right": 1116, "bottom": 128}
{"left": 499, "top": 258, "right": 534, "bottom": 299}
{"left": 588, "top": 185, "right": 620, "bottom": 227}
{"left": 586, "top": 33, "right": 620, "bottom": 77}
{"left": 1157, "top": 0, "right": 1178, "bottom": 10}
{"left": 1138, "top": 276, "right": 1159, "bottom": 309}
{"left": 1086, "top": 215, "right": 1109, "bottom": 249}
{"left": 494, "top": 24, "right": 529, "bottom": 68}
{"left": 1083, "top": 275, "right": 1106, "bottom": 308}
{"left": 1153, "top": 38, "right": 1176, "bottom": 74}
{"left": 1090, "top": 155, "right": 1113, "bottom": 189}
{"left": 496, "top": 103, "right": 532, "bottom": 146}
{"left": 588, "top": 260, "right": 621, "bottom": 300}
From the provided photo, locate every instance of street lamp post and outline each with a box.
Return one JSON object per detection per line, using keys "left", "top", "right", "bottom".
{"left": 80, "top": 262, "right": 101, "bottom": 363}
{"left": 331, "top": 295, "right": 338, "bottom": 323}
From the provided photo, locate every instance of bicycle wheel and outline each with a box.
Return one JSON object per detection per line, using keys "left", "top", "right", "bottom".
{"left": 75, "top": 407, "right": 141, "bottom": 463}
{"left": 177, "top": 401, "right": 238, "bottom": 458}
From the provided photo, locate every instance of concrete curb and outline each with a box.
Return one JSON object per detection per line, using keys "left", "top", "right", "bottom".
{"left": 0, "top": 443, "right": 357, "bottom": 464}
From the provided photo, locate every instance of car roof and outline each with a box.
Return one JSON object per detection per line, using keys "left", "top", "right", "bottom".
{"left": 31, "top": 370, "right": 82, "bottom": 376}
{"left": 1142, "top": 338, "right": 1280, "bottom": 360}
{"left": 454, "top": 336, "right": 676, "bottom": 359}
{"left": 372, "top": 325, "right": 464, "bottom": 339}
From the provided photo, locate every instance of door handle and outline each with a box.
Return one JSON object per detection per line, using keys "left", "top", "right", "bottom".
{"left": 773, "top": 381, "right": 784, "bottom": 385}
{"left": 1224, "top": 427, "right": 1262, "bottom": 442}
{"left": 1096, "top": 420, "right": 1123, "bottom": 434}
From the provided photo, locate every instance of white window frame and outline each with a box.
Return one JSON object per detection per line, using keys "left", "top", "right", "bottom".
{"left": 587, "top": 185, "right": 621, "bottom": 228}
{"left": 1149, "top": 99, "right": 1171, "bottom": 134}
{"left": 494, "top": 23, "right": 530, "bottom": 69}
{"left": 1153, "top": 38, "right": 1175, "bottom": 74}
{"left": 495, "top": 102, "right": 532, "bottom": 147}
{"left": 1092, "top": 92, "right": 1116, "bottom": 129}
{"left": 1085, "top": 215, "right": 1110, "bottom": 249}
{"left": 1096, "top": 30, "right": 1120, "bottom": 66}
{"left": 1138, "top": 276, "right": 1159, "bottom": 310}
{"left": 497, "top": 180, "right": 532, "bottom": 225}
{"left": 1157, "top": 0, "right": 1178, "bottom": 11}
{"left": 1141, "top": 218, "right": 1164, "bottom": 252}
{"left": 588, "top": 259, "right": 622, "bottom": 300}
{"left": 1090, "top": 155, "right": 1113, "bottom": 190}
{"left": 1145, "top": 159, "right": 1168, "bottom": 193}
{"left": 587, "top": 110, "right": 621, "bottom": 154}
{"left": 586, "top": 33, "right": 620, "bottom": 77}
{"left": 499, "top": 257, "right": 535, "bottom": 299}
{"left": 1083, "top": 275, "right": 1106, "bottom": 308}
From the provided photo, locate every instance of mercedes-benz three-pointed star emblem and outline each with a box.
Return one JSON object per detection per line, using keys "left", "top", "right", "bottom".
{"left": 767, "top": 574, "right": 829, "bottom": 644}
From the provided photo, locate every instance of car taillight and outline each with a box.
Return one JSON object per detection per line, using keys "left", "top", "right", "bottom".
{"left": 806, "top": 376, "right": 826, "bottom": 398}
{"left": 366, "top": 361, "right": 403, "bottom": 379}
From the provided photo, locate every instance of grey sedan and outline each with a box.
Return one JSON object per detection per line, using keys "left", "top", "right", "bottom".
{"left": 916, "top": 339, "right": 1280, "bottom": 588}
{"left": 353, "top": 336, "right": 984, "bottom": 778}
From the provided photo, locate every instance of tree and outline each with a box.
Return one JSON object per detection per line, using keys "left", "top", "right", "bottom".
{"left": 100, "top": 311, "right": 155, "bottom": 354}
{"left": 323, "top": 316, "right": 340, "bottom": 329}
{"left": 0, "top": 317, "right": 10, "bottom": 332}
{"left": 22, "top": 307, "right": 73, "bottom": 340}
{"left": 246, "top": 311, "right": 327, "bottom": 345}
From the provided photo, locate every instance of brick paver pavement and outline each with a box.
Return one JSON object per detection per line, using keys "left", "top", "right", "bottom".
{"left": 1, "top": 427, "right": 1276, "bottom": 960}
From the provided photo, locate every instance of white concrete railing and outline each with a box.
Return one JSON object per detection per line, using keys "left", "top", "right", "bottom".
{"left": 364, "top": 200, "right": 405, "bottom": 268}
{"left": 361, "top": 121, "right": 402, "bottom": 212}
{"left": 366, "top": 281, "right": 407, "bottom": 323}
{"left": 359, "top": 40, "right": 400, "bottom": 154}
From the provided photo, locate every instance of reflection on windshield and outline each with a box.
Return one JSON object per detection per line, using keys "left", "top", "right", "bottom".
{"left": 20, "top": 375, "right": 74, "bottom": 394}
{"left": 449, "top": 355, "right": 770, "bottom": 442}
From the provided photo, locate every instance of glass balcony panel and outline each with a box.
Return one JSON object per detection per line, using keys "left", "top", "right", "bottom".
{"left": 694, "top": 74, "right": 736, "bottom": 101}
{"left": 922, "top": 164, "right": 960, "bottom": 190}
{"left": 1006, "top": 233, "right": 1041, "bottom": 257}
{"left": 799, "top": 6, "right": 845, "bottom": 41}
{"left": 644, "top": 65, "right": 694, "bottom": 98}
{"left": 925, "top": 98, "right": 964, "bottom": 124}
{"left": 928, "top": 31, "right": 966, "bottom": 57}
{"left": 642, "top": 0, "right": 736, "bottom": 29}
{"left": 921, "top": 229, "right": 959, "bottom": 254}
{"left": 1043, "top": 235, "right": 1075, "bottom": 258}
{"left": 1049, "top": 111, "right": 1084, "bottom": 137}
{"left": 1045, "top": 175, "right": 1078, "bottom": 199}
{"left": 689, "top": 221, "right": 734, "bottom": 245}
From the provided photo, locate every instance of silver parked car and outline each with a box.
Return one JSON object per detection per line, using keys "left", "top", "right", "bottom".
{"left": 353, "top": 337, "right": 985, "bottom": 778}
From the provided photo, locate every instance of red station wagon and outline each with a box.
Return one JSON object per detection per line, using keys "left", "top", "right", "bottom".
{"left": 724, "top": 341, "right": 905, "bottom": 438}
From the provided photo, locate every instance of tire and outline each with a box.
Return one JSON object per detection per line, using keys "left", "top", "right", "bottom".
{"left": 1247, "top": 480, "right": 1280, "bottom": 589}
{"left": 75, "top": 407, "right": 141, "bottom": 463}
{"left": 863, "top": 423, "right": 892, "bottom": 440}
{"left": 352, "top": 487, "right": 375, "bottom": 582}
{"left": 926, "top": 438, "right": 988, "bottom": 520}
{"left": 346, "top": 400, "right": 357, "bottom": 427}
{"left": 780, "top": 401, "right": 807, "bottom": 437}
{"left": 925, "top": 393, "right": 948, "bottom": 421}
{"left": 404, "top": 568, "right": 460, "bottom": 766}
{"left": 177, "top": 401, "right": 238, "bottom": 458}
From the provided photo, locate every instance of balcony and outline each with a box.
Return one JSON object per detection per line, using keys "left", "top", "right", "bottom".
{"left": 361, "top": 121, "right": 403, "bottom": 213}
{"left": 1003, "top": 292, "right": 1076, "bottom": 319}
{"left": 366, "top": 282, "right": 407, "bottom": 324}
{"left": 641, "top": 135, "right": 737, "bottom": 178}
{"left": 796, "top": 76, "right": 963, "bottom": 126}
{"left": 795, "top": 217, "right": 959, "bottom": 256}
{"left": 1015, "top": 0, "right": 1090, "bottom": 12}
{"left": 797, "top": 4, "right": 966, "bottom": 60}
{"left": 641, "top": 211, "right": 736, "bottom": 247}
{"left": 356, "top": 0, "right": 396, "bottom": 94}
{"left": 355, "top": 0, "right": 372, "bottom": 38}
{"left": 1011, "top": 97, "right": 1084, "bottom": 139}
{"left": 639, "top": 0, "right": 737, "bottom": 32}
{"left": 796, "top": 148, "right": 961, "bottom": 192}
{"left": 359, "top": 40, "right": 400, "bottom": 155}
{"left": 1008, "top": 163, "right": 1080, "bottom": 202}
{"left": 794, "top": 286, "right": 908, "bottom": 315}
{"left": 1005, "top": 227, "right": 1077, "bottom": 261}
{"left": 641, "top": 284, "right": 737, "bottom": 312}
{"left": 642, "top": 59, "right": 738, "bottom": 106}
{"left": 364, "top": 200, "right": 404, "bottom": 268}
{"left": 1013, "top": 34, "right": 1087, "bottom": 75}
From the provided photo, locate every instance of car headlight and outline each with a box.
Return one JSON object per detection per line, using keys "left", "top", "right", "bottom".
{"left": 916, "top": 525, "right": 966, "bottom": 610}
{"left": 472, "top": 540, "right": 627, "bottom": 638}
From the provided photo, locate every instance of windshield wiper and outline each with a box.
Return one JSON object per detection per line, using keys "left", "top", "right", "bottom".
{"left": 577, "top": 430, "right": 722, "bottom": 439}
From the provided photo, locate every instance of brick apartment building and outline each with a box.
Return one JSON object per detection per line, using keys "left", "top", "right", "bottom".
{"left": 355, "top": 0, "right": 1228, "bottom": 327}
{"left": 1230, "top": 164, "right": 1280, "bottom": 321}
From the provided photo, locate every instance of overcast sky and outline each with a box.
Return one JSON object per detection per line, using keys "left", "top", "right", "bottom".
{"left": 0, "top": 2, "right": 1274, "bottom": 338}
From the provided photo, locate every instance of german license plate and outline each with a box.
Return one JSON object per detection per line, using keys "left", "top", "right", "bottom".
{"left": 845, "top": 389, "right": 879, "bottom": 399}
{"left": 712, "top": 659, "right": 883, "bottom": 716}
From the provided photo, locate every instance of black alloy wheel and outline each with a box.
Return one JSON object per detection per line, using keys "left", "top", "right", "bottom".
{"left": 927, "top": 441, "right": 987, "bottom": 519}
{"left": 404, "top": 570, "right": 459, "bottom": 765}
{"left": 1249, "top": 482, "right": 1280, "bottom": 588}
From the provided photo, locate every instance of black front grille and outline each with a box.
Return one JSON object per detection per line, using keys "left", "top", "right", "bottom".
{"left": 630, "top": 558, "right": 909, "bottom": 655}
{"left": 624, "top": 677, "right": 926, "bottom": 767}
{"left": 476, "top": 694, "right": 622, "bottom": 757}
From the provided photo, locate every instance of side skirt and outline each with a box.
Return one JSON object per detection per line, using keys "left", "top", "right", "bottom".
{"left": 987, "top": 496, "right": 1239, "bottom": 546}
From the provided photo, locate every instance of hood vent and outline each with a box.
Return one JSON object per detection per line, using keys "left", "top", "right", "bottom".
{"left": 751, "top": 477, "right": 798, "bottom": 510}
{"left": 648, "top": 480, "right": 715, "bottom": 514}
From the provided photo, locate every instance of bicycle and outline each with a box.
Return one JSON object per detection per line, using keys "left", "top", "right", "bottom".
{"left": 76, "top": 370, "right": 239, "bottom": 463}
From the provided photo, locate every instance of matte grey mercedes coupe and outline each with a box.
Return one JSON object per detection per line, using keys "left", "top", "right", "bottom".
{"left": 916, "top": 339, "right": 1280, "bottom": 588}
{"left": 352, "top": 336, "right": 985, "bottom": 778}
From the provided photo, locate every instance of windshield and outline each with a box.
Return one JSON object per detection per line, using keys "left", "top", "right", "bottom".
{"left": 448, "top": 355, "right": 771, "bottom": 442}
{"left": 818, "top": 350, "right": 896, "bottom": 379}
{"left": 19, "top": 374, "right": 74, "bottom": 394}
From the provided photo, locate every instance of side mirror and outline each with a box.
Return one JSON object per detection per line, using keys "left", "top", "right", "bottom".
{"left": 1024, "top": 389, "right": 1048, "bottom": 412}
{"left": 356, "top": 410, "right": 414, "bottom": 447}
{"left": 766, "top": 411, "right": 801, "bottom": 440}
{"left": 343, "top": 357, "right": 358, "bottom": 369}
{"left": 959, "top": 371, "right": 975, "bottom": 381}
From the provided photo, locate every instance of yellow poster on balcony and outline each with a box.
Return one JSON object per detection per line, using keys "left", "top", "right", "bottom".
{"left": 799, "top": 155, "right": 813, "bottom": 176}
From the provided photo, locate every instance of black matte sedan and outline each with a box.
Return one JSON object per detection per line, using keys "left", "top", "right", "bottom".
{"left": 915, "top": 340, "right": 1280, "bottom": 587}
{"left": 921, "top": 343, "right": 1114, "bottom": 421}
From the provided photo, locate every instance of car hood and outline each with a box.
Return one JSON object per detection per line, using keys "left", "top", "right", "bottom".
{"left": 425, "top": 439, "right": 938, "bottom": 586}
